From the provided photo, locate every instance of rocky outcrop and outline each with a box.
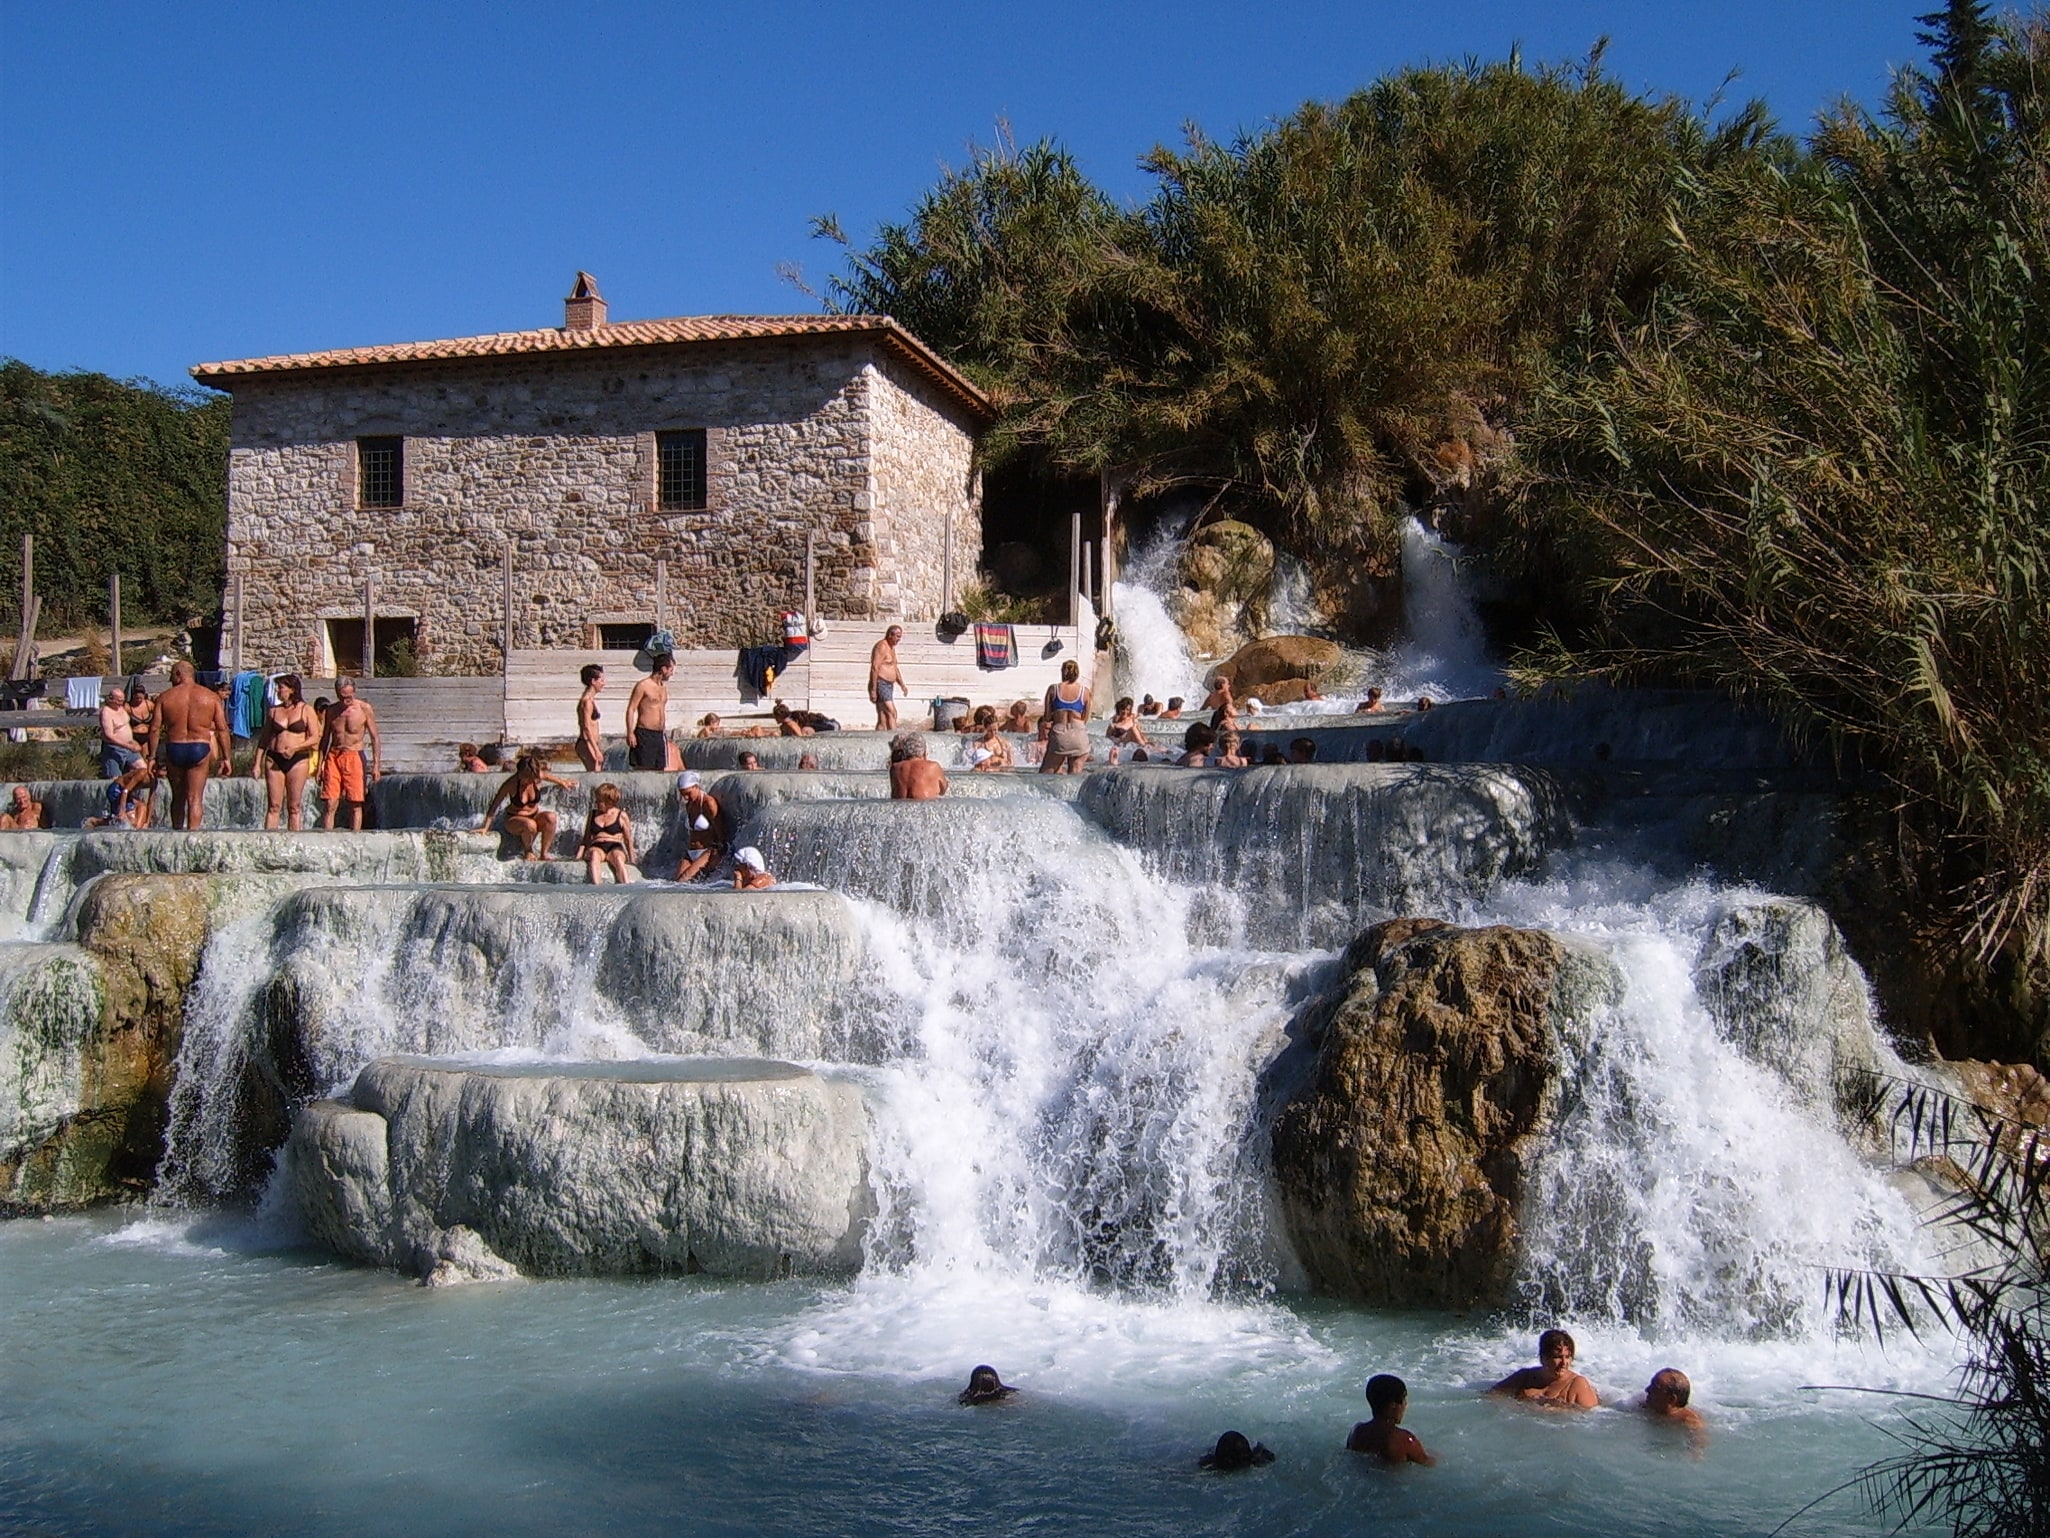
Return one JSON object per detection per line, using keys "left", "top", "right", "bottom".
{"left": 0, "top": 874, "right": 214, "bottom": 1210}
{"left": 1269, "top": 918, "right": 1621, "bottom": 1307}
{"left": 1692, "top": 898, "right": 1888, "bottom": 1111}
{"left": 1214, "top": 635, "right": 1343, "bottom": 694}
{"left": 289, "top": 1055, "right": 874, "bottom": 1280}
{"left": 1172, "top": 520, "right": 1275, "bottom": 657}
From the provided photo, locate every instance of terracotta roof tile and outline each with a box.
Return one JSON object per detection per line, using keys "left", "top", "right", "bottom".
{"left": 191, "top": 314, "right": 993, "bottom": 421}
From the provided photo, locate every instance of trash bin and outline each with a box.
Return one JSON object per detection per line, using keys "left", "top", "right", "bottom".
{"left": 931, "top": 696, "right": 969, "bottom": 731}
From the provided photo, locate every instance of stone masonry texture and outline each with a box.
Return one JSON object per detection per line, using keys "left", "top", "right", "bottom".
{"left": 220, "top": 336, "right": 982, "bottom": 674}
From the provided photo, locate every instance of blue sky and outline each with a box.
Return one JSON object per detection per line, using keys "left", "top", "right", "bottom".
{"left": 2, "top": 0, "right": 1933, "bottom": 391}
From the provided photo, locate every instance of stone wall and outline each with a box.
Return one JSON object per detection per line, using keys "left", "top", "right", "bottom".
{"left": 869, "top": 364, "right": 981, "bottom": 618}
{"left": 222, "top": 337, "right": 982, "bottom": 674}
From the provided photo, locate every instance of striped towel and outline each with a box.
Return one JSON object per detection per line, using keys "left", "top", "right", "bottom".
{"left": 975, "top": 623, "right": 1016, "bottom": 670}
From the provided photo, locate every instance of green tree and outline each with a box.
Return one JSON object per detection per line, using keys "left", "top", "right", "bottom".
{"left": 1516, "top": 13, "right": 2050, "bottom": 1057}
{"left": 0, "top": 360, "right": 229, "bottom": 632}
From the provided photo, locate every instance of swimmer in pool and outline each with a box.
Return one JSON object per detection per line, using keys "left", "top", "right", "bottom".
{"left": 1490, "top": 1329, "right": 1599, "bottom": 1410}
{"left": 957, "top": 1365, "right": 1016, "bottom": 1405}
{"left": 1197, "top": 1431, "right": 1274, "bottom": 1470}
{"left": 1346, "top": 1374, "right": 1433, "bottom": 1464}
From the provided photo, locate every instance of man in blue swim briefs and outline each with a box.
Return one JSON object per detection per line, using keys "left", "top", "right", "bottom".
{"left": 152, "top": 660, "right": 233, "bottom": 830}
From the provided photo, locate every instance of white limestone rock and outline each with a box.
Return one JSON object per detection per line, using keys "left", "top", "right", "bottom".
{"left": 288, "top": 1055, "right": 873, "bottom": 1280}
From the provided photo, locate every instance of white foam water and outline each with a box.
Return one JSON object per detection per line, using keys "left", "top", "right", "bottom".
{"left": 1373, "top": 516, "right": 1505, "bottom": 703}
{"left": 1111, "top": 519, "right": 1206, "bottom": 707}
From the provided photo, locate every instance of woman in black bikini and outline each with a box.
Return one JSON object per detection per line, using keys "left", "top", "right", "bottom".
{"left": 576, "top": 663, "right": 605, "bottom": 772}
{"left": 577, "top": 781, "right": 636, "bottom": 883}
{"left": 481, "top": 750, "right": 576, "bottom": 860}
{"left": 251, "top": 674, "right": 319, "bottom": 830}
{"left": 127, "top": 685, "right": 157, "bottom": 758}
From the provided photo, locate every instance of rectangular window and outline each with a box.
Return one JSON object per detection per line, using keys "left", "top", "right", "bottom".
{"left": 358, "top": 437, "right": 403, "bottom": 508}
{"left": 656, "top": 429, "right": 707, "bottom": 511}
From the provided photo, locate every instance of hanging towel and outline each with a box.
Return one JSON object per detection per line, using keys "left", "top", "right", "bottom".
{"left": 66, "top": 676, "right": 102, "bottom": 712}
{"left": 975, "top": 623, "right": 1017, "bottom": 670}
{"left": 738, "top": 645, "right": 781, "bottom": 697}
{"left": 231, "top": 671, "right": 267, "bottom": 738}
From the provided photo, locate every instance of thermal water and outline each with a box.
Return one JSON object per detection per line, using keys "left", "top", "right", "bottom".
{"left": 1111, "top": 519, "right": 1207, "bottom": 707}
{"left": 0, "top": 721, "right": 1961, "bottom": 1531}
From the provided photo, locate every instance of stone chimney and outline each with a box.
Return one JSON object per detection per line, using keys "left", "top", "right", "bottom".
{"left": 563, "top": 272, "right": 607, "bottom": 331}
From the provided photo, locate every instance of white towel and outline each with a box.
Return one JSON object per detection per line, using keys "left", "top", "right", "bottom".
{"left": 66, "top": 676, "right": 102, "bottom": 711}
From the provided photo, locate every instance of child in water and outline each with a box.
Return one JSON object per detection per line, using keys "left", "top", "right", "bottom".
{"left": 1347, "top": 1374, "right": 1433, "bottom": 1465}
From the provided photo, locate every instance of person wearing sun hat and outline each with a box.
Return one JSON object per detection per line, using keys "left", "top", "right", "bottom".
{"left": 673, "top": 769, "right": 727, "bottom": 882}
{"left": 731, "top": 845, "right": 775, "bottom": 890}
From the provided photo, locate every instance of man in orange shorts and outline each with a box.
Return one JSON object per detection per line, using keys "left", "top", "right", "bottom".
{"left": 318, "top": 676, "right": 381, "bottom": 830}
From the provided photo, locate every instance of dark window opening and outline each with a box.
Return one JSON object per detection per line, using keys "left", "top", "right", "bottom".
{"left": 358, "top": 437, "right": 403, "bottom": 508}
{"left": 597, "top": 622, "right": 655, "bottom": 651}
{"left": 328, "top": 616, "right": 419, "bottom": 676}
{"left": 657, "top": 429, "right": 707, "bottom": 511}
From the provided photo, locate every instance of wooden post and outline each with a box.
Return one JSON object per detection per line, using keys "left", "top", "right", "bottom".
{"left": 804, "top": 530, "right": 816, "bottom": 632}
{"left": 110, "top": 572, "right": 122, "bottom": 680}
{"left": 1082, "top": 541, "right": 1094, "bottom": 608}
{"left": 502, "top": 540, "right": 515, "bottom": 673}
{"left": 1069, "top": 509, "right": 1082, "bottom": 627}
{"left": 361, "top": 579, "right": 376, "bottom": 679}
{"left": 228, "top": 574, "right": 244, "bottom": 674}
{"left": 942, "top": 515, "right": 954, "bottom": 616}
{"left": 655, "top": 559, "right": 668, "bottom": 635}
{"left": 11, "top": 533, "right": 33, "bottom": 681}
{"left": 1099, "top": 467, "right": 1120, "bottom": 619}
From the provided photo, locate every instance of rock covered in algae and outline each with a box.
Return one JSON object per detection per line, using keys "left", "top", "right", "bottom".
{"left": 0, "top": 874, "right": 215, "bottom": 1211}
{"left": 289, "top": 1055, "right": 874, "bottom": 1280}
{"left": 1269, "top": 917, "right": 1621, "bottom": 1307}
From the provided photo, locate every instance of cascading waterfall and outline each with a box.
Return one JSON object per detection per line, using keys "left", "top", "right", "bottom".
{"left": 1110, "top": 519, "right": 1206, "bottom": 707}
{"left": 1376, "top": 515, "right": 1504, "bottom": 702}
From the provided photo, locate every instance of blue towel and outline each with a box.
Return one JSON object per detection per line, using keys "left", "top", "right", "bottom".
{"left": 231, "top": 671, "right": 267, "bottom": 738}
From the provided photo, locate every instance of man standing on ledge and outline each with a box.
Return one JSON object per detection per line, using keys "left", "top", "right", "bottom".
{"left": 626, "top": 655, "right": 674, "bottom": 771}
{"left": 318, "top": 676, "right": 381, "bottom": 830}
{"left": 154, "top": 660, "right": 233, "bottom": 830}
{"left": 869, "top": 625, "right": 905, "bottom": 731}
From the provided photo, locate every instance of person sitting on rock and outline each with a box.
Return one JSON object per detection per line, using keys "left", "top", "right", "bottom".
{"left": 1106, "top": 697, "right": 1152, "bottom": 765}
{"left": 1347, "top": 1374, "right": 1433, "bottom": 1465}
{"left": 456, "top": 742, "right": 491, "bottom": 773}
{"left": 673, "top": 771, "right": 727, "bottom": 882}
{"left": 576, "top": 781, "right": 635, "bottom": 884}
{"left": 1197, "top": 1430, "right": 1274, "bottom": 1471}
{"left": 1213, "top": 729, "right": 1249, "bottom": 768}
{"left": 1178, "top": 721, "right": 1217, "bottom": 767}
{"left": 480, "top": 750, "right": 575, "bottom": 861}
{"left": 971, "top": 720, "right": 1012, "bottom": 771}
{"left": 1490, "top": 1329, "right": 1599, "bottom": 1410}
{"left": 87, "top": 758, "right": 160, "bottom": 828}
{"left": 958, "top": 1365, "right": 1016, "bottom": 1405}
{"left": 732, "top": 846, "right": 775, "bottom": 890}
{"left": 695, "top": 713, "right": 725, "bottom": 738}
{"left": 1002, "top": 699, "right": 1034, "bottom": 734}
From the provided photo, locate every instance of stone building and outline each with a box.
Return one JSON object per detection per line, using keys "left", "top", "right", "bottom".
{"left": 192, "top": 276, "right": 992, "bottom": 674}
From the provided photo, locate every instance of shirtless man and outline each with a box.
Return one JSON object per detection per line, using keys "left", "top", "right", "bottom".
{"left": 318, "top": 676, "right": 381, "bottom": 831}
{"left": 672, "top": 771, "right": 729, "bottom": 882}
{"left": 154, "top": 660, "right": 233, "bottom": 831}
{"left": 1642, "top": 1369, "right": 1706, "bottom": 1443}
{"left": 0, "top": 785, "right": 49, "bottom": 829}
{"left": 1346, "top": 1374, "right": 1434, "bottom": 1465}
{"left": 888, "top": 731, "right": 947, "bottom": 800}
{"left": 626, "top": 657, "right": 674, "bottom": 771}
{"left": 869, "top": 625, "right": 905, "bottom": 731}
{"left": 99, "top": 686, "right": 142, "bottom": 781}
{"left": 576, "top": 663, "right": 605, "bottom": 773}
{"left": 1490, "top": 1329, "right": 1599, "bottom": 1410}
